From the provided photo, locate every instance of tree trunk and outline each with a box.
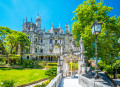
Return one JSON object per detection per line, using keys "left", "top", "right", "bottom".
{"left": 7, "top": 54, "right": 10, "bottom": 65}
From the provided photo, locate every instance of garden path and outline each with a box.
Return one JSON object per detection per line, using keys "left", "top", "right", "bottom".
{"left": 59, "top": 74, "right": 83, "bottom": 87}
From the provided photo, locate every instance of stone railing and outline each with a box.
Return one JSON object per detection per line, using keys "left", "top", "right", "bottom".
{"left": 78, "top": 75, "right": 111, "bottom": 87}
{"left": 46, "top": 73, "right": 62, "bottom": 87}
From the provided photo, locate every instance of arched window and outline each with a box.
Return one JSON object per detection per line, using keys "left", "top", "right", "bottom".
{"left": 35, "top": 38, "right": 37, "bottom": 42}
{"left": 40, "top": 38, "right": 43, "bottom": 43}
{"left": 55, "top": 31, "right": 57, "bottom": 35}
{"left": 35, "top": 48, "right": 37, "bottom": 53}
{"left": 27, "top": 56, "right": 29, "bottom": 59}
{"left": 40, "top": 49, "right": 43, "bottom": 53}
{"left": 50, "top": 39, "right": 52, "bottom": 43}
{"left": 55, "top": 40, "right": 57, "bottom": 44}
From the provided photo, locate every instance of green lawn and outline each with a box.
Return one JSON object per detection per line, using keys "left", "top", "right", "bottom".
{"left": 0, "top": 67, "right": 48, "bottom": 86}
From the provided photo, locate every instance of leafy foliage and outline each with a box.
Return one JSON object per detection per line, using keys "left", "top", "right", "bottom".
{"left": 1, "top": 80, "right": 15, "bottom": 87}
{"left": 0, "top": 26, "right": 31, "bottom": 64}
{"left": 47, "top": 63, "right": 57, "bottom": 66}
{"left": 72, "top": 0, "right": 120, "bottom": 65}
{"left": 45, "top": 67, "right": 57, "bottom": 76}
{"left": 35, "top": 79, "right": 50, "bottom": 87}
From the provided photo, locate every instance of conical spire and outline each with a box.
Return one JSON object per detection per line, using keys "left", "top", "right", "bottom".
{"left": 59, "top": 22, "right": 61, "bottom": 28}
{"left": 23, "top": 19, "right": 24, "bottom": 24}
{"left": 37, "top": 13, "right": 39, "bottom": 18}
{"left": 31, "top": 17, "right": 32, "bottom": 23}
{"left": 26, "top": 17, "right": 27, "bottom": 22}
{"left": 52, "top": 22, "right": 53, "bottom": 28}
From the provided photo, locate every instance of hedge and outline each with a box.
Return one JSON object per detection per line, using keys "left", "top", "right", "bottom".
{"left": 47, "top": 63, "right": 57, "bottom": 66}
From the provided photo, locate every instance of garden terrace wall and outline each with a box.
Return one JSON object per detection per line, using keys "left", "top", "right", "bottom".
{"left": 46, "top": 73, "right": 62, "bottom": 87}
{"left": 17, "top": 78, "right": 48, "bottom": 87}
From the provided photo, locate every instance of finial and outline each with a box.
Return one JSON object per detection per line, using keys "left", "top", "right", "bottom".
{"left": 26, "top": 17, "right": 27, "bottom": 22}
{"left": 59, "top": 22, "right": 61, "bottom": 28}
{"left": 23, "top": 19, "right": 24, "bottom": 24}
{"left": 52, "top": 22, "right": 53, "bottom": 28}
{"left": 31, "top": 17, "right": 32, "bottom": 23}
{"left": 37, "top": 13, "right": 39, "bottom": 18}
{"left": 44, "top": 27, "right": 45, "bottom": 31}
{"left": 40, "top": 16, "right": 41, "bottom": 20}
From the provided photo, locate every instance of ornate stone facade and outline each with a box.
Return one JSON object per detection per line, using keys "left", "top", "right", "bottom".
{"left": 21, "top": 15, "right": 73, "bottom": 62}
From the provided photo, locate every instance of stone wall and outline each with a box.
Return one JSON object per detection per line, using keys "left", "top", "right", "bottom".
{"left": 78, "top": 75, "right": 111, "bottom": 87}
{"left": 46, "top": 73, "right": 62, "bottom": 87}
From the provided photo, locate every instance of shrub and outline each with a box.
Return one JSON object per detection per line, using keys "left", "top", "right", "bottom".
{"left": 41, "top": 61, "right": 47, "bottom": 66}
{"left": 1, "top": 80, "right": 15, "bottom": 87}
{"left": 34, "top": 79, "right": 50, "bottom": 87}
{"left": 34, "top": 61, "right": 43, "bottom": 68}
{"left": 45, "top": 67, "right": 57, "bottom": 76}
{"left": 20, "top": 60, "right": 34, "bottom": 68}
{"left": 0, "top": 58, "right": 7, "bottom": 65}
{"left": 69, "top": 63, "right": 78, "bottom": 71}
{"left": 47, "top": 63, "right": 57, "bottom": 66}
{"left": 117, "top": 74, "right": 120, "bottom": 79}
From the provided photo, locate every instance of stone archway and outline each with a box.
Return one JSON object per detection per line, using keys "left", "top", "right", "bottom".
{"left": 57, "top": 37, "right": 87, "bottom": 77}
{"left": 63, "top": 53, "right": 78, "bottom": 77}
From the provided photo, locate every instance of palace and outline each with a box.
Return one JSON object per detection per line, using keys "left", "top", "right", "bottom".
{"left": 21, "top": 15, "right": 73, "bottom": 62}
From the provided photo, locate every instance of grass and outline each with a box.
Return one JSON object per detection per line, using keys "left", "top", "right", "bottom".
{"left": 0, "top": 67, "right": 49, "bottom": 86}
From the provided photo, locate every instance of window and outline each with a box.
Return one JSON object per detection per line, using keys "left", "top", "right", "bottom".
{"left": 40, "top": 49, "right": 43, "bottom": 53}
{"left": 55, "top": 31, "right": 57, "bottom": 35}
{"left": 55, "top": 40, "right": 57, "bottom": 44}
{"left": 35, "top": 38, "right": 37, "bottom": 42}
{"left": 40, "top": 39, "right": 43, "bottom": 43}
{"left": 27, "top": 56, "right": 29, "bottom": 59}
{"left": 49, "top": 50, "right": 53, "bottom": 53}
{"left": 35, "top": 48, "right": 37, "bottom": 53}
{"left": 60, "top": 39, "right": 61, "bottom": 43}
{"left": 41, "top": 56, "right": 43, "bottom": 60}
{"left": 50, "top": 39, "right": 52, "bottom": 43}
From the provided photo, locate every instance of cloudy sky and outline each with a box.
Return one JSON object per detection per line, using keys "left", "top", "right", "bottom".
{"left": 0, "top": 0, "right": 120, "bottom": 32}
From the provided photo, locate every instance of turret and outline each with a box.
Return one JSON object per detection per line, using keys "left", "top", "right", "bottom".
{"left": 65, "top": 24, "right": 70, "bottom": 33}
{"left": 59, "top": 22, "right": 61, "bottom": 28}
{"left": 36, "top": 14, "right": 41, "bottom": 29}
{"left": 23, "top": 19, "right": 24, "bottom": 30}
{"left": 65, "top": 24, "right": 68, "bottom": 33}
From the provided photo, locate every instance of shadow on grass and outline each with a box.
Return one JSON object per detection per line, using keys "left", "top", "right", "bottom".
{"left": 0, "top": 67, "right": 24, "bottom": 70}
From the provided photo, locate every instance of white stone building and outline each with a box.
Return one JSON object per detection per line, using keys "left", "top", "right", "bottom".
{"left": 21, "top": 16, "right": 73, "bottom": 62}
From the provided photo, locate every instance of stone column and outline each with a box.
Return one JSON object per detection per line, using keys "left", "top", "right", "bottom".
{"left": 43, "top": 56, "right": 45, "bottom": 61}
{"left": 74, "top": 59, "right": 75, "bottom": 75}
{"left": 66, "top": 62, "right": 69, "bottom": 76}
{"left": 78, "top": 55, "right": 81, "bottom": 75}
{"left": 57, "top": 57, "right": 60, "bottom": 75}
{"left": 71, "top": 59, "right": 72, "bottom": 77}
{"left": 50, "top": 56, "right": 51, "bottom": 62}
{"left": 81, "top": 55, "right": 86, "bottom": 75}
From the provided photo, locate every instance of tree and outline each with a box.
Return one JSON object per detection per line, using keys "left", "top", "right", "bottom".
{"left": 72, "top": 0, "right": 120, "bottom": 64}
{"left": 0, "top": 27, "right": 31, "bottom": 64}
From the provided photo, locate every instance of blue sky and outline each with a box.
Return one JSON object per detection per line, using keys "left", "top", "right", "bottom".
{"left": 0, "top": 0, "right": 120, "bottom": 32}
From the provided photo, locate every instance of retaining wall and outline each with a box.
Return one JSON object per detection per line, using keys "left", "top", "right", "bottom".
{"left": 46, "top": 73, "right": 62, "bottom": 87}
{"left": 78, "top": 75, "right": 111, "bottom": 87}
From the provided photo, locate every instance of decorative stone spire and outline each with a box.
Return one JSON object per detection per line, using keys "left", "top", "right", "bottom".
{"left": 23, "top": 19, "right": 24, "bottom": 24}
{"left": 37, "top": 13, "right": 39, "bottom": 18}
{"left": 31, "top": 17, "right": 32, "bottom": 23}
{"left": 52, "top": 22, "right": 53, "bottom": 28}
{"left": 59, "top": 22, "right": 61, "bottom": 28}
{"left": 23, "top": 19, "right": 24, "bottom": 29}
{"left": 26, "top": 17, "right": 27, "bottom": 22}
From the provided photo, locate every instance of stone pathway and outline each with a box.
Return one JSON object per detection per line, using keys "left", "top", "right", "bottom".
{"left": 59, "top": 74, "right": 82, "bottom": 87}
